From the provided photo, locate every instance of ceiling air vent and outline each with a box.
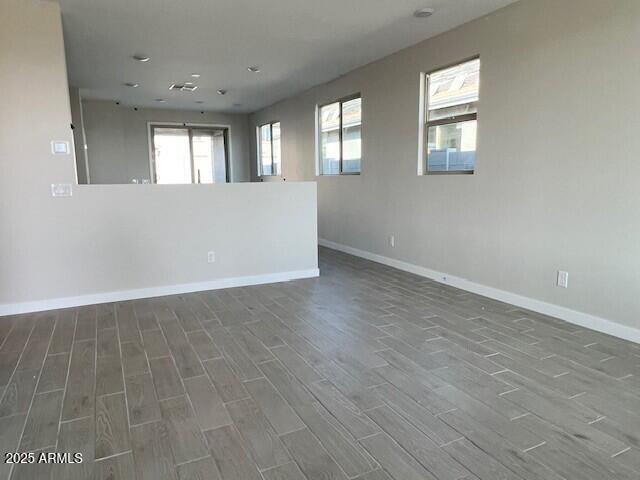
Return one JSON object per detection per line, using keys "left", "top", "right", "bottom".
{"left": 169, "top": 82, "right": 198, "bottom": 92}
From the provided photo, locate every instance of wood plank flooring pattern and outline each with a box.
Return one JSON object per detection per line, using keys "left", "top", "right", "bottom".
{"left": 0, "top": 247, "right": 639, "bottom": 479}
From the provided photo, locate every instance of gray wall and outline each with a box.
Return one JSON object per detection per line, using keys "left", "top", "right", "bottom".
{"left": 250, "top": 0, "right": 640, "bottom": 331}
{"left": 82, "top": 100, "right": 251, "bottom": 184}
{"left": 0, "top": 0, "right": 317, "bottom": 311}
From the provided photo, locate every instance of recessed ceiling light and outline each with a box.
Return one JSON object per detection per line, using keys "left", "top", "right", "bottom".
{"left": 155, "top": 99, "right": 166, "bottom": 103}
{"left": 217, "top": 89, "right": 227, "bottom": 95}
{"left": 124, "top": 82, "right": 139, "bottom": 88}
{"left": 191, "top": 73, "right": 201, "bottom": 78}
{"left": 247, "top": 66, "right": 260, "bottom": 73}
{"left": 414, "top": 7, "right": 434, "bottom": 18}
{"left": 132, "top": 54, "right": 150, "bottom": 62}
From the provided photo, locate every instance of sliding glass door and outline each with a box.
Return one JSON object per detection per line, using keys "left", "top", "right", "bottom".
{"left": 151, "top": 125, "right": 229, "bottom": 184}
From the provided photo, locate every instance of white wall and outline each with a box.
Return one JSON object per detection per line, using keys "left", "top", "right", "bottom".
{"left": 82, "top": 99, "right": 252, "bottom": 184}
{"left": 250, "top": 0, "right": 640, "bottom": 334}
{"left": 0, "top": 0, "right": 318, "bottom": 314}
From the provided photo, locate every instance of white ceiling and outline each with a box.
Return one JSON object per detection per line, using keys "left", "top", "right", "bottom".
{"left": 60, "top": 0, "right": 517, "bottom": 113}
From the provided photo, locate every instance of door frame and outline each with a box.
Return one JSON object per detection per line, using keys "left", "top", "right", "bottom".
{"left": 147, "top": 122, "right": 232, "bottom": 183}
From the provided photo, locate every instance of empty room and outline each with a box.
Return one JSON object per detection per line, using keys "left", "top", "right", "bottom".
{"left": 1, "top": 0, "right": 639, "bottom": 479}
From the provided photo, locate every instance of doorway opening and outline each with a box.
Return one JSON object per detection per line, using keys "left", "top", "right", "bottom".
{"left": 150, "top": 124, "right": 230, "bottom": 184}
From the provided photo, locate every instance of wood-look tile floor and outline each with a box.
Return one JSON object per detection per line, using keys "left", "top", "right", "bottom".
{"left": 1, "top": 246, "right": 640, "bottom": 479}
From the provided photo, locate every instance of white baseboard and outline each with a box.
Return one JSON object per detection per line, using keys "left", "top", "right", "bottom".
{"left": 0, "top": 268, "right": 320, "bottom": 317}
{"left": 319, "top": 238, "right": 640, "bottom": 344}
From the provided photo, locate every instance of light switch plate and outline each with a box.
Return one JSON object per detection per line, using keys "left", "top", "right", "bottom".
{"left": 51, "top": 141, "right": 70, "bottom": 155}
{"left": 51, "top": 183, "right": 72, "bottom": 197}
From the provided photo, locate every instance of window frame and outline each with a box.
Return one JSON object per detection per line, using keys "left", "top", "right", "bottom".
{"left": 317, "top": 93, "right": 362, "bottom": 176}
{"left": 257, "top": 121, "right": 281, "bottom": 177}
{"left": 423, "top": 56, "right": 479, "bottom": 176}
{"left": 148, "top": 122, "right": 230, "bottom": 184}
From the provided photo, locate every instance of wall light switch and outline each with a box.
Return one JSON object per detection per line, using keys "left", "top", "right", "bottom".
{"left": 51, "top": 183, "right": 72, "bottom": 197}
{"left": 51, "top": 141, "right": 70, "bottom": 155}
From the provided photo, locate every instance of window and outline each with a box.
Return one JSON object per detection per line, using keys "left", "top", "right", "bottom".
{"left": 318, "top": 95, "right": 361, "bottom": 175}
{"left": 150, "top": 125, "right": 228, "bottom": 184}
{"left": 424, "top": 58, "right": 479, "bottom": 174}
{"left": 258, "top": 122, "right": 281, "bottom": 176}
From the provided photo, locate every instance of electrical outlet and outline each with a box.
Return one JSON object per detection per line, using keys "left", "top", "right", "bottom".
{"left": 50, "top": 183, "right": 72, "bottom": 197}
{"left": 389, "top": 235, "right": 395, "bottom": 248}
{"left": 207, "top": 251, "right": 216, "bottom": 263}
{"left": 557, "top": 270, "right": 569, "bottom": 288}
